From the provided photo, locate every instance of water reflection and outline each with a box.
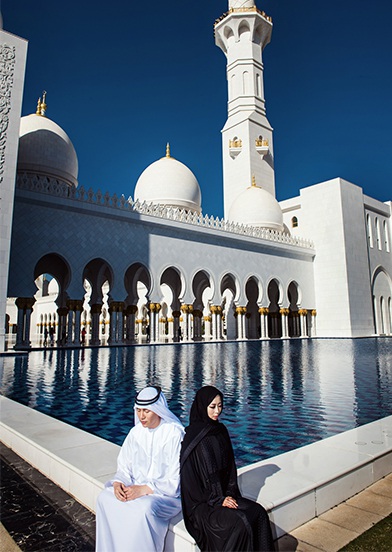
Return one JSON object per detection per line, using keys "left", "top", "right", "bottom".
{"left": 1, "top": 338, "right": 391, "bottom": 467}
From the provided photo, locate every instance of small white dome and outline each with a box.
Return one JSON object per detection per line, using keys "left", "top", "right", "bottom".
{"left": 228, "top": 182, "right": 283, "bottom": 231}
{"left": 18, "top": 113, "right": 78, "bottom": 187}
{"left": 134, "top": 148, "right": 201, "bottom": 213}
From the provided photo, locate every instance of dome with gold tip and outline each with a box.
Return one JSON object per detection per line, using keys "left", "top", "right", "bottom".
{"left": 134, "top": 144, "right": 202, "bottom": 213}
{"left": 228, "top": 177, "right": 283, "bottom": 231}
{"left": 17, "top": 93, "right": 79, "bottom": 188}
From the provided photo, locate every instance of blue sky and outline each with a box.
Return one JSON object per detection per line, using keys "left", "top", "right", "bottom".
{"left": 4, "top": 0, "right": 392, "bottom": 218}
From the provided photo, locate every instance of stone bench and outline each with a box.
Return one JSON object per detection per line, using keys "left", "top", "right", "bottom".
{"left": 1, "top": 397, "right": 391, "bottom": 551}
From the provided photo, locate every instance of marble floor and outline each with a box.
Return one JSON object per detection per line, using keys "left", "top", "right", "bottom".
{"left": 0, "top": 443, "right": 96, "bottom": 551}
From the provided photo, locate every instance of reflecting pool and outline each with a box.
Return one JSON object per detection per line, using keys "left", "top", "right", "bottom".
{"left": 1, "top": 338, "right": 391, "bottom": 467}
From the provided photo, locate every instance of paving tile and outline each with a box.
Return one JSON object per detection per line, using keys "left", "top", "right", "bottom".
{"left": 276, "top": 533, "right": 324, "bottom": 551}
{"left": 291, "top": 518, "right": 357, "bottom": 552}
{"left": 368, "top": 477, "right": 392, "bottom": 498}
{"left": 346, "top": 489, "right": 392, "bottom": 517}
{"left": 319, "top": 503, "right": 382, "bottom": 534}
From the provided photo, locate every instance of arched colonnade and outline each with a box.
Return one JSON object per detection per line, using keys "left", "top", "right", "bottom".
{"left": 11, "top": 254, "right": 317, "bottom": 349}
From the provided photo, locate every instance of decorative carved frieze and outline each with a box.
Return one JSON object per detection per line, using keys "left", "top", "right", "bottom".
{"left": 0, "top": 44, "right": 16, "bottom": 184}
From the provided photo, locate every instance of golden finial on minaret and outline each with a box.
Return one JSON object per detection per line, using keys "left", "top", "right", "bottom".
{"left": 36, "top": 91, "right": 47, "bottom": 116}
{"left": 251, "top": 175, "right": 257, "bottom": 187}
{"left": 166, "top": 142, "right": 171, "bottom": 158}
{"left": 40, "top": 90, "right": 47, "bottom": 116}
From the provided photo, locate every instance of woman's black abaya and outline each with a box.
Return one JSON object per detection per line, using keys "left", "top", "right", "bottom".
{"left": 180, "top": 386, "right": 275, "bottom": 552}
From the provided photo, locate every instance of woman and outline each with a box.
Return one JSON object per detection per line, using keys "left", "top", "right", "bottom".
{"left": 96, "top": 386, "right": 184, "bottom": 552}
{"left": 180, "top": 386, "right": 274, "bottom": 552}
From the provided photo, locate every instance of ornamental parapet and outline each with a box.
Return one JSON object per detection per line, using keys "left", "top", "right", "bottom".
{"left": 214, "top": 7, "right": 272, "bottom": 26}
{"left": 16, "top": 173, "right": 314, "bottom": 250}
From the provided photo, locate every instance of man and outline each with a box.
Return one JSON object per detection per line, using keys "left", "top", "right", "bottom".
{"left": 95, "top": 386, "right": 184, "bottom": 552}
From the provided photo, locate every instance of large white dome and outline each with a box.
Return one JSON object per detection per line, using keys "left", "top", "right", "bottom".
{"left": 18, "top": 113, "right": 78, "bottom": 187}
{"left": 228, "top": 180, "right": 283, "bottom": 231}
{"left": 134, "top": 147, "right": 201, "bottom": 213}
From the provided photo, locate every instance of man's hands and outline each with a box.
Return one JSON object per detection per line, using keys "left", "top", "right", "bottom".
{"left": 113, "top": 482, "right": 153, "bottom": 502}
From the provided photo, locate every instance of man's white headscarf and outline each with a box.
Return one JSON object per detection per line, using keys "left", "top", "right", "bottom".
{"left": 134, "top": 386, "right": 184, "bottom": 430}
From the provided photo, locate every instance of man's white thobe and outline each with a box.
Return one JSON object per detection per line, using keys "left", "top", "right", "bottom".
{"left": 96, "top": 420, "right": 184, "bottom": 552}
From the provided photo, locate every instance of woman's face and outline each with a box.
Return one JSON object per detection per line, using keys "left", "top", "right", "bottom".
{"left": 136, "top": 408, "right": 161, "bottom": 429}
{"left": 207, "top": 394, "right": 223, "bottom": 421}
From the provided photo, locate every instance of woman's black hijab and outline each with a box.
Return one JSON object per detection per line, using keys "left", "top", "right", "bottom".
{"left": 180, "top": 385, "right": 224, "bottom": 468}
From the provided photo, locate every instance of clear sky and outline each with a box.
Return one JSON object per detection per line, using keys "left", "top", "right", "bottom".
{"left": 4, "top": 0, "right": 392, "bottom": 219}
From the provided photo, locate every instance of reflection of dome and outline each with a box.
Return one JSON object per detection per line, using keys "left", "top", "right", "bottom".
{"left": 228, "top": 179, "right": 283, "bottom": 231}
{"left": 18, "top": 108, "right": 78, "bottom": 187}
{"left": 134, "top": 145, "right": 201, "bottom": 213}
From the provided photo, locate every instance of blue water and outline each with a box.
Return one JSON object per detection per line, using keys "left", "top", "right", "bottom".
{"left": 1, "top": 338, "right": 391, "bottom": 467}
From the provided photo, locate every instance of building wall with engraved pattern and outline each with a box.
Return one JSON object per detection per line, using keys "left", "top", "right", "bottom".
{"left": 0, "top": 30, "right": 28, "bottom": 352}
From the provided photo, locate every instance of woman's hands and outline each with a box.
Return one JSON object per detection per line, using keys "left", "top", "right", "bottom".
{"left": 222, "top": 496, "right": 238, "bottom": 509}
{"left": 113, "top": 482, "right": 153, "bottom": 502}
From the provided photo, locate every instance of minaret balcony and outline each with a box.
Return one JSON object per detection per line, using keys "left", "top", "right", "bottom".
{"left": 229, "top": 139, "right": 242, "bottom": 159}
{"left": 255, "top": 138, "right": 269, "bottom": 157}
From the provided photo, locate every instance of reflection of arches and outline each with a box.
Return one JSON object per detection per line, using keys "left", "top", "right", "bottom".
{"left": 267, "top": 279, "right": 282, "bottom": 338}
{"left": 372, "top": 267, "right": 392, "bottom": 335}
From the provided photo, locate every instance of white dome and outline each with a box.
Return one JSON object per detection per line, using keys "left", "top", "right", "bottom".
{"left": 18, "top": 114, "right": 78, "bottom": 187}
{"left": 134, "top": 149, "right": 201, "bottom": 213}
{"left": 228, "top": 182, "right": 283, "bottom": 231}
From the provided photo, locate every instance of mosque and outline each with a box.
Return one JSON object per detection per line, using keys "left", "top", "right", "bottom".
{"left": 1, "top": 0, "right": 391, "bottom": 353}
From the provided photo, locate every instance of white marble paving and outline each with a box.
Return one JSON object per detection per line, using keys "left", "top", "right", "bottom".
{"left": 1, "top": 396, "right": 391, "bottom": 550}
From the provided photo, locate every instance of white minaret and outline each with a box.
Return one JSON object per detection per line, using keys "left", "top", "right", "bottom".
{"left": 215, "top": 0, "right": 275, "bottom": 219}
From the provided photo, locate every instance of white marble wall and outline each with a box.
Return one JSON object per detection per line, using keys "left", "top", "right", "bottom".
{"left": 0, "top": 30, "right": 28, "bottom": 352}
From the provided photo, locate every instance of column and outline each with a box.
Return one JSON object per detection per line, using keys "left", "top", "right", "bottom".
{"left": 90, "top": 304, "right": 102, "bottom": 345}
{"left": 204, "top": 315, "right": 212, "bottom": 340}
{"left": 116, "top": 302, "right": 124, "bottom": 344}
{"left": 66, "top": 300, "right": 75, "bottom": 345}
{"left": 280, "top": 308, "right": 289, "bottom": 338}
{"left": 258, "top": 307, "right": 269, "bottom": 339}
{"left": 172, "top": 311, "right": 181, "bottom": 342}
{"left": 311, "top": 309, "right": 317, "bottom": 337}
{"left": 299, "top": 309, "right": 308, "bottom": 337}
{"left": 14, "top": 298, "right": 25, "bottom": 349}
{"left": 192, "top": 309, "right": 203, "bottom": 341}
{"left": 180, "top": 304, "right": 193, "bottom": 341}
{"left": 125, "top": 305, "right": 137, "bottom": 343}
{"left": 210, "top": 306, "right": 223, "bottom": 340}
{"left": 73, "top": 300, "right": 83, "bottom": 346}
{"left": 235, "top": 307, "right": 246, "bottom": 340}
{"left": 167, "top": 317, "right": 174, "bottom": 340}
{"left": 57, "top": 307, "right": 69, "bottom": 346}
{"left": 149, "top": 303, "right": 161, "bottom": 343}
